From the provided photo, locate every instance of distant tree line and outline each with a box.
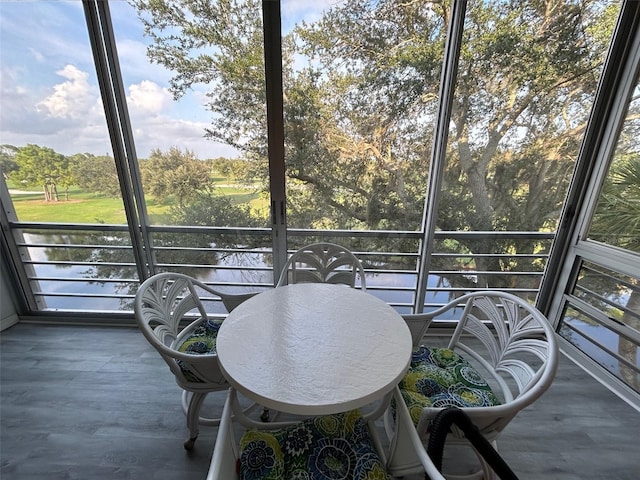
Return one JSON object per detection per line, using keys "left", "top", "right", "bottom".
{"left": 1, "top": 143, "right": 251, "bottom": 207}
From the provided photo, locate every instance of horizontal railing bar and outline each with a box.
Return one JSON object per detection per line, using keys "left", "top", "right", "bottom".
{"left": 18, "top": 246, "right": 549, "bottom": 258}
{"left": 433, "top": 231, "right": 554, "bottom": 239}
{"left": 11, "top": 222, "right": 130, "bottom": 232}
{"left": 152, "top": 246, "right": 273, "bottom": 253}
{"left": 148, "top": 225, "right": 272, "bottom": 235}
{"left": 366, "top": 286, "right": 416, "bottom": 291}
{"left": 31, "top": 286, "right": 538, "bottom": 298}
{"left": 201, "top": 283, "right": 274, "bottom": 289}
{"left": 429, "top": 270, "right": 544, "bottom": 276}
{"left": 363, "top": 268, "right": 417, "bottom": 274}
{"left": 35, "top": 292, "right": 134, "bottom": 299}
{"left": 18, "top": 244, "right": 271, "bottom": 254}
{"left": 29, "top": 277, "right": 139, "bottom": 283}
{"left": 29, "top": 277, "right": 273, "bottom": 291}
{"left": 11, "top": 222, "right": 554, "bottom": 239}
{"left": 287, "top": 229, "right": 553, "bottom": 241}
{"left": 425, "top": 287, "right": 540, "bottom": 293}
{"left": 433, "top": 253, "right": 550, "bottom": 258}
{"left": 561, "top": 321, "right": 639, "bottom": 373}
{"left": 574, "top": 284, "right": 640, "bottom": 322}
{"left": 566, "top": 295, "right": 640, "bottom": 344}
{"left": 155, "top": 263, "right": 274, "bottom": 271}
{"left": 33, "top": 291, "right": 257, "bottom": 300}
{"left": 11, "top": 247, "right": 545, "bottom": 259}
{"left": 286, "top": 229, "right": 422, "bottom": 239}
{"left": 11, "top": 222, "right": 272, "bottom": 235}
{"left": 17, "top": 243, "right": 133, "bottom": 250}
{"left": 580, "top": 263, "right": 640, "bottom": 292}
{"left": 352, "top": 250, "right": 420, "bottom": 255}
{"left": 24, "top": 261, "right": 136, "bottom": 267}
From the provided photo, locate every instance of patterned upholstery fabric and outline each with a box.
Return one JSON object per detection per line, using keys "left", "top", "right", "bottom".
{"left": 239, "top": 410, "right": 392, "bottom": 480}
{"left": 399, "top": 346, "right": 501, "bottom": 425}
{"left": 176, "top": 318, "right": 222, "bottom": 382}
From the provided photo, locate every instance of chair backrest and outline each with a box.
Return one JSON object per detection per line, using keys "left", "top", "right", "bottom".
{"left": 276, "top": 242, "right": 366, "bottom": 289}
{"left": 449, "top": 292, "right": 558, "bottom": 404}
{"left": 411, "top": 291, "right": 559, "bottom": 437}
{"left": 134, "top": 272, "right": 257, "bottom": 386}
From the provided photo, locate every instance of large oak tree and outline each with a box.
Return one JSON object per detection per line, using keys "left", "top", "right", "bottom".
{"left": 130, "top": 0, "right": 618, "bottom": 290}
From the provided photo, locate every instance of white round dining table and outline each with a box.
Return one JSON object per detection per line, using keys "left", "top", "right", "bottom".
{"left": 216, "top": 282, "right": 412, "bottom": 416}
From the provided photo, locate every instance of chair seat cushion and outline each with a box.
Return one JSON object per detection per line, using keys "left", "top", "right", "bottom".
{"left": 399, "top": 346, "right": 501, "bottom": 424}
{"left": 176, "top": 318, "right": 222, "bottom": 382}
{"left": 239, "top": 410, "right": 392, "bottom": 480}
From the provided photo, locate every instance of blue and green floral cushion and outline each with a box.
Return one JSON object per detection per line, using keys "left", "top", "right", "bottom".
{"left": 239, "top": 409, "right": 392, "bottom": 480}
{"left": 399, "top": 346, "right": 501, "bottom": 425}
{"left": 176, "top": 318, "right": 222, "bottom": 382}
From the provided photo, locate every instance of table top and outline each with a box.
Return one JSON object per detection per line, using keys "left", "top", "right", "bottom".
{"left": 216, "top": 283, "right": 412, "bottom": 416}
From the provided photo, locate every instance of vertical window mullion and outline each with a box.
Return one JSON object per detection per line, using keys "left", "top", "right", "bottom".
{"left": 83, "top": 0, "right": 155, "bottom": 280}
{"left": 262, "top": 0, "right": 287, "bottom": 280}
{"left": 414, "top": 0, "right": 468, "bottom": 312}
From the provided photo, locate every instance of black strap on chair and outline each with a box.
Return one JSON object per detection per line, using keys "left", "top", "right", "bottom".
{"left": 425, "top": 407, "right": 520, "bottom": 480}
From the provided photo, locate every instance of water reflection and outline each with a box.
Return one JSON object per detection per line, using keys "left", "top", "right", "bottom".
{"left": 23, "top": 232, "right": 454, "bottom": 313}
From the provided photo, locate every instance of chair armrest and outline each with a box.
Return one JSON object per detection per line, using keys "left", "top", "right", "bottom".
{"left": 386, "top": 386, "right": 446, "bottom": 480}
{"left": 206, "top": 389, "right": 239, "bottom": 480}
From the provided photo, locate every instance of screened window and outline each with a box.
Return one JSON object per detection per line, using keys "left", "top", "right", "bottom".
{"left": 552, "top": 13, "right": 640, "bottom": 399}
{"left": 0, "top": 1, "right": 136, "bottom": 312}
{"left": 0, "top": 0, "right": 626, "bottom": 318}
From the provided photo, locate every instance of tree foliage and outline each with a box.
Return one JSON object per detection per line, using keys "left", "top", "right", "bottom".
{"left": 140, "top": 147, "right": 212, "bottom": 207}
{"left": 171, "top": 186, "right": 263, "bottom": 227}
{"left": 131, "top": 0, "right": 267, "bottom": 156}
{"left": 0, "top": 145, "right": 19, "bottom": 178}
{"left": 71, "top": 153, "right": 121, "bottom": 197}
{"left": 12, "top": 144, "right": 73, "bottom": 201}
{"left": 593, "top": 157, "right": 640, "bottom": 252}
{"left": 128, "top": 0, "right": 618, "bottom": 289}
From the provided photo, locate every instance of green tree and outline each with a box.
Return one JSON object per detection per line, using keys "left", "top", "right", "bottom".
{"left": 130, "top": 0, "right": 618, "bottom": 290}
{"left": 171, "top": 187, "right": 263, "bottom": 228}
{"left": 71, "top": 153, "right": 121, "bottom": 197}
{"left": 592, "top": 158, "right": 640, "bottom": 252}
{"left": 0, "top": 145, "right": 19, "bottom": 179}
{"left": 211, "top": 157, "right": 255, "bottom": 184}
{"left": 131, "top": 0, "right": 267, "bottom": 154}
{"left": 296, "top": 0, "right": 615, "bottom": 289}
{"left": 140, "top": 147, "right": 212, "bottom": 207}
{"left": 11, "top": 144, "right": 73, "bottom": 201}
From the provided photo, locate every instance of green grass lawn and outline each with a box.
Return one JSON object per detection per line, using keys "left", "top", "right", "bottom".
{"left": 9, "top": 184, "right": 265, "bottom": 224}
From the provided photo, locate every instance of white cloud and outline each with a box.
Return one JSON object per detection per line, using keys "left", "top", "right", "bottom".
{"left": 1, "top": 62, "right": 237, "bottom": 159}
{"left": 127, "top": 80, "right": 170, "bottom": 114}
{"left": 130, "top": 114, "right": 238, "bottom": 159}
{"left": 36, "top": 65, "right": 98, "bottom": 119}
{"left": 0, "top": 0, "right": 239, "bottom": 161}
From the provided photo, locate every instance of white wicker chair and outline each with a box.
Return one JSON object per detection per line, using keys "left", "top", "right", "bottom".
{"left": 386, "top": 291, "right": 559, "bottom": 480}
{"left": 206, "top": 386, "right": 446, "bottom": 480}
{"left": 134, "top": 272, "right": 258, "bottom": 450}
{"left": 276, "top": 242, "right": 366, "bottom": 289}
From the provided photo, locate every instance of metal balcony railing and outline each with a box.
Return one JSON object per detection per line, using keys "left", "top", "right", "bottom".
{"left": 6, "top": 220, "right": 554, "bottom": 318}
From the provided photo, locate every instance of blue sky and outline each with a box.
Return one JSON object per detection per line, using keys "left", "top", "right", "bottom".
{"left": 0, "top": 0, "right": 324, "bottom": 160}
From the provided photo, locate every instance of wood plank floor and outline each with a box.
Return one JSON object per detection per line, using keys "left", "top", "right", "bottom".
{"left": 1, "top": 323, "right": 639, "bottom": 480}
